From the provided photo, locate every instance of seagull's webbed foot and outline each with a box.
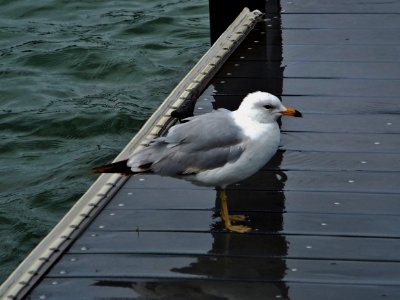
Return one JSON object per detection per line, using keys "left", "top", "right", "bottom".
{"left": 226, "top": 224, "right": 252, "bottom": 233}
{"left": 229, "top": 214, "right": 246, "bottom": 222}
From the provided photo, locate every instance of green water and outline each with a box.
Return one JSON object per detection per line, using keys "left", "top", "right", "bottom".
{"left": 0, "top": 0, "right": 209, "bottom": 283}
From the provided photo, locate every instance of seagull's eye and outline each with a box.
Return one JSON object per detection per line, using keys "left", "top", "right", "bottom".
{"left": 264, "top": 105, "right": 273, "bottom": 109}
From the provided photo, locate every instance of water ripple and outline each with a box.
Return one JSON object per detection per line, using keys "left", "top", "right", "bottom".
{"left": 0, "top": 0, "right": 209, "bottom": 282}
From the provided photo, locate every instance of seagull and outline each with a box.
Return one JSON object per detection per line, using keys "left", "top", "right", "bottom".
{"left": 93, "top": 91, "right": 302, "bottom": 233}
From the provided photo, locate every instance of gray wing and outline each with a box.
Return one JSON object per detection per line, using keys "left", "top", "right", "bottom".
{"left": 128, "top": 109, "right": 247, "bottom": 176}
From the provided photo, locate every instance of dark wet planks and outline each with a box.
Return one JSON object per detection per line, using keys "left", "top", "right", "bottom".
{"left": 281, "top": 132, "right": 400, "bottom": 153}
{"left": 246, "top": 29, "right": 400, "bottom": 45}
{"left": 283, "top": 114, "right": 400, "bottom": 133}
{"left": 45, "top": 254, "right": 400, "bottom": 284}
{"left": 232, "top": 45, "right": 400, "bottom": 62}
{"left": 219, "top": 61, "right": 400, "bottom": 79}
{"left": 281, "top": 14, "right": 400, "bottom": 29}
{"left": 123, "top": 170, "right": 400, "bottom": 194}
{"left": 70, "top": 231, "right": 400, "bottom": 262}
{"left": 85, "top": 210, "right": 400, "bottom": 238}
{"left": 30, "top": 279, "right": 400, "bottom": 300}
{"left": 208, "top": 77, "right": 400, "bottom": 97}
{"left": 109, "top": 188, "right": 400, "bottom": 215}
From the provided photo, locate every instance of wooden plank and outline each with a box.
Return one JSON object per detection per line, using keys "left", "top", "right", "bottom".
{"left": 46, "top": 254, "right": 400, "bottom": 286}
{"left": 207, "top": 78, "right": 400, "bottom": 97}
{"left": 232, "top": 170, "right": 400, "bottom": 193}
{"left": 281, "top": 14, "right": 400, "bottom": 29}
{"left": 110, "top": 188, "right": 400, "bottom": 215}
{"left": 281, "top": 0, "right": 400, "bottom": 13}
{"left": 122, "top": 169, "right": 400, "bottom": 193}
{"left": 230, "top": 44, "right": 400, "bottom": 62}
{"left": 282, "top": 114, "right": 400, "bottom": 133}
{"left": 243, "top": 29, "right": 400, "bottom": 45}
{"left": 265, "top": 151, "right": 400, "bottom": 172}
{"left": 217, "top": 61, "right": 400, "bottom": 79}
{"left": 283, "top": 78, "right": 400, "bottom": 97}
{"left": 70, "top": 231, "right": 400, "bottom": 263}
{"left": 206, "top": 95, "right": 400, "bottom": 114}
{"left": 86, "top": 210, "right": 400, "bottom": 238}
{"left": 282, "top": 132, "right": 400, "bottom": 153}
{"left": 109, "top": 188, "right": 216, "bottom": 210}
{"left": 282, "top": 96, "right": 400, "bottom": 114}
{"left": 30, "top": 278, "right": 400, "bottom": 300}
{"left": 124, "top": 175, "right": 208, "bottom": 189}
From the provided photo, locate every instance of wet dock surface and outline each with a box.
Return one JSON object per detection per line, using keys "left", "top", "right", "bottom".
{"left": 27, "top": 1, "right": 400, "bottom": 299}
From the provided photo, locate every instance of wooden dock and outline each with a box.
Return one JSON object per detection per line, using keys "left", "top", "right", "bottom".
{"left": 2, "top": 0, "right": 400, "bottom": 299}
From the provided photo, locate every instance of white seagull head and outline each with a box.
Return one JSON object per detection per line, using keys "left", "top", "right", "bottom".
{"left": 237, "top": 91, "right": 302, "bottom": 123}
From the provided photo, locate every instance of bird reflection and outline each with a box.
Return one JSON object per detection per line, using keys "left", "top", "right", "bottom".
{"left": 165, "top": 150, "right": 289, "bottom": 299}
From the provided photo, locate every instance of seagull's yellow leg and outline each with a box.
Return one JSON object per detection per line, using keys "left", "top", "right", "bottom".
{"left": 219, "top": 189, "right": 251, "bottom": 233}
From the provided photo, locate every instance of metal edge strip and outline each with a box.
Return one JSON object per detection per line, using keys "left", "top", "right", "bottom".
{"left": 0, "top": 8, "right": 262, "bottom": 300}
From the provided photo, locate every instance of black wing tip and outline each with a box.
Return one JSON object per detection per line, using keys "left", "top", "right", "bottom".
{"left": 91, "top": 159, "right": 135, "bottom": 176}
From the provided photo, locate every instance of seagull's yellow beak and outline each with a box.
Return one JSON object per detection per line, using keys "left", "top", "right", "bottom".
{"left": 281, "top": 107, "right": 302, "bottom": 117}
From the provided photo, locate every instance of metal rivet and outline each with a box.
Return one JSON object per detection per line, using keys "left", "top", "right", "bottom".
{"left": 291, "top": 268, "right": 298, "bottom": 272}
{"left": 321, "top": 223, "right": 327, "bottom": 226}
{"left": 81, "top": 246, "right": 87, "bottom": 251}
{"left": 118, "top": 203, "right": 124, "bottom": 207}
{"left": 99, "top": 225, "right": 105, "bottom": 229}
{"left": 334, "top": 202, "right": 341, "bottom": 205}
{"left": 59, "top": 270, "right": 67, "bottom": 275}
{"left": 234, "top": 63, "right": 240, "bottom": 67}
{"left": 226, "top": 73, "right": 232, "bottom": 76}
{"left": 39, "top": 295, "right": 46, "bottom": 299}
{"left": 70, "top": 258, "right": 77, "bottom": 262}
{"left": 240, "top": 56, "right": 245, "bottom": 59}
{"left": 128, "top": 192, "right": 133, "bottom": 195}
{"left": 361, "top": 161, "right": 367, "bottom": 164}
{"left": 306, "top": 246, "right": 312, "bottom": 249}
{"left": 247, "top": 47, "right": 253, "bottom": 50}
{"left": 386, "top": 122, "right": 392, "bottom": 126}
{"left": 52, "top": 281, "right": 58, "bottom": 285}
{"left": 348, "top": 180, "right": 355, "bottom": 183}
{"left": 197, "top": 107, "right": 204, "bottom": 110}
{"left": 139, "top": 178, "right": 145, "bottom": 181}
{"left": 220, "top": 80, "right": 226, "bottom": 83}
{"left": 254, "top": 40, "right": 259, "bottom": 43}
{"left": 110, "top": 212, "right": 115, "bottom": 216}
{"left": 374, "top": 142, "right": 380, "bottom": 145}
